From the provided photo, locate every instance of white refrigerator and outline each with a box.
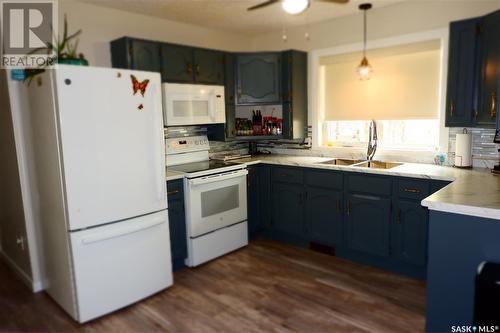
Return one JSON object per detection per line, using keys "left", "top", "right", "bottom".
{"left": 28, "top": 65, "right": 172, "bottom": 323}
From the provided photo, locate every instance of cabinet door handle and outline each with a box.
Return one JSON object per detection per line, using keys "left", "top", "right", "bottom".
{"left": 347, "top": 200, "right": 351, "bottom": 216}
{"left": 336, "top": 199, "right": 341, "bottom": 213}
{"left": 403, "top": 188, "right": 420, "bottom": 194}
{"left": 196, "top": 64, "right": 200, "bottom": 76}
{"left": 167, "top": 190, "right": 179, "bottom": 196}
{"left": 450, "top": 100, "right": 455, "bottom": 117}
{"left": 491, "top": 92, "right": 497, "bottom": 118}
{"left": 186, "top": 63, "right": 193, "bottom": 74}
{"left": 396, "top": 208, "right": 401, "bottom": 224}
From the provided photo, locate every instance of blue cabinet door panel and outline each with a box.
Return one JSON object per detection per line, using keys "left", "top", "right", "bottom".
{"left": 305, "top": 187, "right": 342, "bottom": 246}
{"left": 161, "top": 44, "right": 194, "bottom": 83}
{"left": 445, "top": 18, "right": 480, "bottom": 127}
{"left": 346, "top": 194, "right": 391, "bottom": 257}
{"left": 236, "top": 53, "right": 281, "bottom": 104}
{"left": 271, "top": 182, "right": 304, "bottom": 236}
{"left": 393, "top": 200, "right": 428, "bottom": 266}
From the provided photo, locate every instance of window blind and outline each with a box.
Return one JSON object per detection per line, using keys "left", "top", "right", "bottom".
{"left": 320, "top": 41, "right": 441, "bottom": 121}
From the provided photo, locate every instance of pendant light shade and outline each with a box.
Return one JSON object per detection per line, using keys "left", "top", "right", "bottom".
{"left": 358, "top": 3, "right": 373, "bottom": 80}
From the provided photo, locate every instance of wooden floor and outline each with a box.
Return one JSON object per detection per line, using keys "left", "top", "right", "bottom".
{"left": 0, "top": 238, "right": 426, "bottom": 332}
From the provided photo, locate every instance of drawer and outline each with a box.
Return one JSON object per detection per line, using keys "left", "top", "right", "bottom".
{"left": 305, "top": 169, "right": 343, "bottom": 190}
{"left": 347, "top": 174, "right": 392, "bottom": 196}
{"left": 167, "top": 179, "right": 184, "bottom": 200}
{"left": 398, "top": 179, "right": 429, "bottom": 200}
{"left": 272, "top": 167, "right": 303, "bottom": 184}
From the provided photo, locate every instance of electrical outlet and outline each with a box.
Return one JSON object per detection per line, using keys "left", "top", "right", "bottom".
{"left": 16, "top": 236, "right": 25, "bottom": 251}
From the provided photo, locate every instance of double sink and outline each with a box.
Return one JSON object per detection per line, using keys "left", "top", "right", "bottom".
{"left": 317, "top": 158, "right": 403, "bottom": 170}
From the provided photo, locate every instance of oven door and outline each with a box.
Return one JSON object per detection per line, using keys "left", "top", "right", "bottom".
{"left": 185, "top": 169, "right": 248, "bottom": 238}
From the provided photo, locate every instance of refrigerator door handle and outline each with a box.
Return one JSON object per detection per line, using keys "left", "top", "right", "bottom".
{"left": 80, "top": 216, "right": 165, "bottom": 245}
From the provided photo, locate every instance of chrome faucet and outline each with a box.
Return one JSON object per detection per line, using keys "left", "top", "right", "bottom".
{"left": 367, "top": 120, "right": 378, "bottom": 161}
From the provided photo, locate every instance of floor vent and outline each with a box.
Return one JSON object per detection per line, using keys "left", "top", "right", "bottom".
{"left": 309, "top": 242, "right": 335, "bottom": 256}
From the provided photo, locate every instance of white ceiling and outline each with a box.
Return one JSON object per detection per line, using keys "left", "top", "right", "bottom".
{"left": 76, "top": 0, "right": 405, "bottom": 35}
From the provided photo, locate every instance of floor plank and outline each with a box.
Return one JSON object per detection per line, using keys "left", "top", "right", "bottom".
{"left": 0, "top": 238, "right": 426, "bottom": 332}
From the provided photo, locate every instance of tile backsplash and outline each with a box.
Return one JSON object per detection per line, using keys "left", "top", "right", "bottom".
{"left": 448, "top": 127, "right": 499, "bottom": 168}
{"left": 206, "top": 126, "right": 500, "bottom": 169}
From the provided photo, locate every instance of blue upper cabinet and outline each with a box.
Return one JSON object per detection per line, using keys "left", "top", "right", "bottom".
{"left": 111, "top": 38, "right": 161, "bottom": 73}
{"left": 111, "top": 37, "right": 225, "bottom": 85}
{"left": 160, "top": 43, "right": 194, "bottom": 83}
{"left": 477, "top": 9, "right": 500, "bottom": 127}
{"left": 445, "top": 9, "right": 500, "bottom": 128}
{"left": 445, "top": 18, "right": 480, "bottom": 127}
{"left": 193, "top": 48, "right": 225, "bottom": 85}
{"left": 281, "top": 50, "right": 308, "bottom": 140}
{"left": 236, "top": 53, "right": 282, "bottom": 105}
{"left": 161, "top": 44, "right": 225, "bottom": 85}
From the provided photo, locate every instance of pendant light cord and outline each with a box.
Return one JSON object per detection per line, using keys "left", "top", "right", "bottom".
{"left": 363, "top": 9, "right": 367, "bottom": 58}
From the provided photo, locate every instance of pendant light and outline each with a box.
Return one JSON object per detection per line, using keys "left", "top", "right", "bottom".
{"left": 357, "top": 3, "right": 373, "bottom": 80}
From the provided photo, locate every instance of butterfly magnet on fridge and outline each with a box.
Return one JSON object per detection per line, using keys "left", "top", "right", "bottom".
{"left": 130, "top": 74, "right": 150, "bottom": 110}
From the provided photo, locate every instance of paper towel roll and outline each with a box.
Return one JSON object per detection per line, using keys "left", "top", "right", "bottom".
{"left": 455, "top": 131, "right": 472, "bottom": 168}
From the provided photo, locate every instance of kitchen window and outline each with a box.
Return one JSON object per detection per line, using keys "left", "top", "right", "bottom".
{"left": 317, "top": 38, "right": 444, "bottom": 152}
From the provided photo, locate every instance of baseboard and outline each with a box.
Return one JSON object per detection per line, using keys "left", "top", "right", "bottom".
{"left": 0, "top": 250, "right": 45, "bottom": 292}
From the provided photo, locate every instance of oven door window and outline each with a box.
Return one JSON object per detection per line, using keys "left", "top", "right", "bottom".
{"left": 186, "top": 172, "right": 248, "bottom": 238}
{"left": 201, "top": 185, "right": 239, "bottom": 217}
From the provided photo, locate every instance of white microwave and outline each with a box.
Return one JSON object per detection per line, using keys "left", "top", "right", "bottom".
{"left": 162, "top": 83, "right": 225, "bottom": 126}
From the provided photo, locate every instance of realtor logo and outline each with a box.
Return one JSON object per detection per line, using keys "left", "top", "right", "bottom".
{"left": 1, "top": 0, "right": 57, "bottom": 68}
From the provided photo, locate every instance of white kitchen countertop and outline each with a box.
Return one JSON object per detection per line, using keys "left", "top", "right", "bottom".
{"left": 233, "top": 155, "right": 500, "bottom": 221}
{"left": 165, "top": 154, "right": 500, "bottom": 220}
{"left": 166, "top": 169, "right": 185, "bottom": 182}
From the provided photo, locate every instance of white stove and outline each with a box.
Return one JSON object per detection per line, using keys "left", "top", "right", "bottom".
{"left": 166, "top": 134, "right": 248, "bottom": 267}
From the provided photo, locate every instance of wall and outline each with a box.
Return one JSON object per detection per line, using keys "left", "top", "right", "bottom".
{"left": 250, "top": 0, "right": 500, "bottom": 51}
{"left": 249, "top": 0, "right": 500, "bottom": 161}
{"left": 3, "top": 0, "right": 252, "bottom": 290}
{"left": 59, "top": 0, "right": 250, "bottom": 68}
{"left": 0, "top": 70, "right": 33, "bottom": 284}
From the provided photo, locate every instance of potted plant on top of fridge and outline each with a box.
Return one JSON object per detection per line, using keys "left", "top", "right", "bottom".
{"left": 24, "top": 15, "right": 88, "bottom": 84}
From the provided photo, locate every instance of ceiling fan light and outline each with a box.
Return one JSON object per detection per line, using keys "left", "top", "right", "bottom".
{"left": 282, "top": 0, "right": 310, "bottom": 15}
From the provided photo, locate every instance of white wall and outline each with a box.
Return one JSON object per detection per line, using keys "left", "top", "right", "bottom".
{"left": 0, "top": 70, "right": 34, "bottom": 287}
{"left": 250, "top": 0, "right": 500, "bottom": 51}
{"left": 4, "top": 0, "right": 253, "bottom": 291}
{"left": 59, "top": 0, "right": 250, "bottom": 68}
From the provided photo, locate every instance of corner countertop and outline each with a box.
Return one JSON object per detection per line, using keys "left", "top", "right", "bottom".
{"left": 165, "top": 154, "right": 500, "bottom": 220}
{"left": 166, "top": 169, "right": 185, "bottom": 182}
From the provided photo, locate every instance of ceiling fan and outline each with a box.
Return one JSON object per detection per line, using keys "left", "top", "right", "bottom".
{"left": 247, "top": 0, "right": 349, "bottom": 15}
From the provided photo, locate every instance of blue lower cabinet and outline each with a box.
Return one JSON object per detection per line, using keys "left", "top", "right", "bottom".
{"left": 426, "top": 211, "right": 500, "bottom": 332}
{"left": 245, "top": 165, "right": 450, "bottom": 279}
{"left": 305, "top": 187, "right": 342, "bottom": 246}
{"left": 393, "top": 199, "right": 428, "bottom": 266}
{"left": 345, "top": 193, "right": 391, "bottom": 257}
{"left": 247, "top": 166, "right": 261, "bottom": 239}
{"left": 167, "top": 180, "right": 187, "bottom": 271}
{"left": 271, "top": 182, "right": 304, "bottom": 236}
